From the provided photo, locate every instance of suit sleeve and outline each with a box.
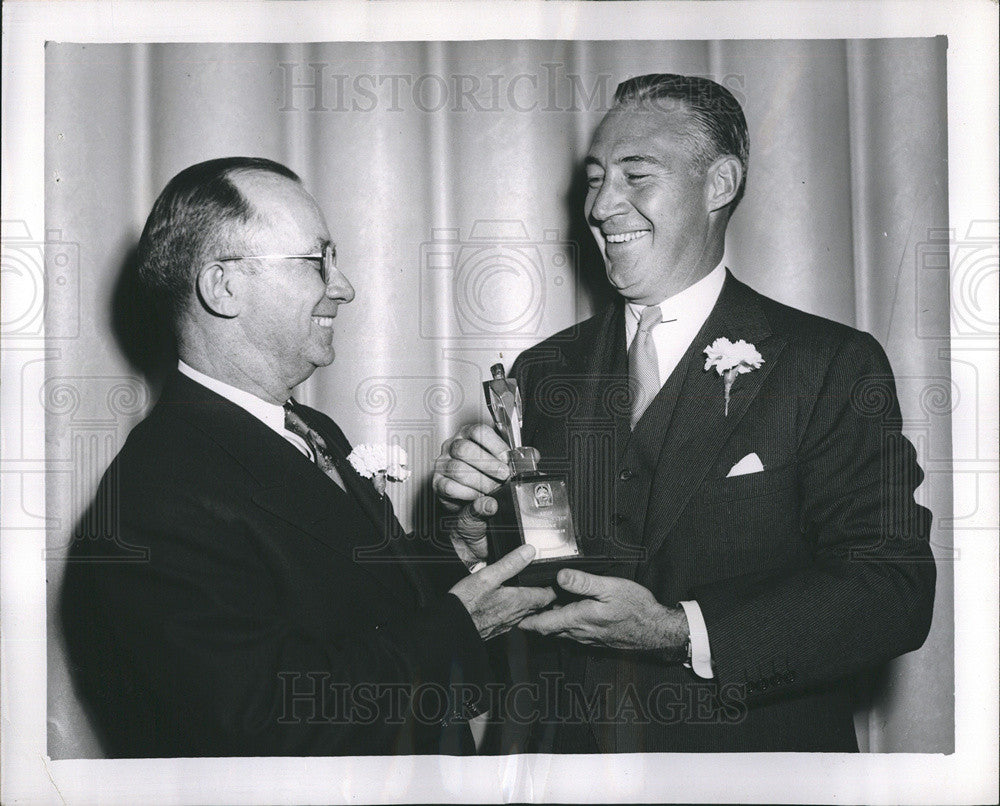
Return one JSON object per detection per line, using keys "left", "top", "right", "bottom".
{"left": 691, "top": 331, "right": 935, "bottom": 700}
{"left": 91, "top": 479, "right": 490, "bottom": 756}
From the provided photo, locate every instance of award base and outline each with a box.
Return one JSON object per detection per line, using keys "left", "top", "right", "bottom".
{"left": 487, "top": 471, "right": 588, "bottom": 587}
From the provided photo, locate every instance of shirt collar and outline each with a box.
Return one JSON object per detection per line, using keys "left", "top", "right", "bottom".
{"left": 177, "top": 360, "right": 289, "bottom": 434}
{"left": 626, "top": 261, "right": 726, "bottom": 329}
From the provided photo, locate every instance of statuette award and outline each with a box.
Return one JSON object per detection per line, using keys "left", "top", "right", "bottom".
{"left": 483, "top": 363, "right": 583, "bottom": 586}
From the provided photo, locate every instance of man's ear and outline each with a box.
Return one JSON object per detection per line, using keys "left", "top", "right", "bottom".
{"left": 195, "top": 262, "right": 242, "bottom": 318}
{"left": 704, "top": 155, "right": 742, "bottom": 213}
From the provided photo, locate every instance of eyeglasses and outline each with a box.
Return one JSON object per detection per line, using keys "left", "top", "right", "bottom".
{"left": 216, "top": 242, "right": 338, "bottom": 284}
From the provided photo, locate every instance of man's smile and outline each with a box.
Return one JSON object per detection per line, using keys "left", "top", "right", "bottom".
{"left": 311, "top": 315, "right": 335, "bottom": 328}
{"left": 604, "top": 229, "right": 651, "bottom": 244}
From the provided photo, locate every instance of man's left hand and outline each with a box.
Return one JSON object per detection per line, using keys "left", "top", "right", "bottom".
{"left": 519, "top": 570, "right": 689, "bottom": 656}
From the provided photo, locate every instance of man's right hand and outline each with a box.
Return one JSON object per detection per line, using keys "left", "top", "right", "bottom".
{"left": 450, "top": 545, "right": 556, "bottom": 641}
{"left": 435, "top": 423, "right": 541, "bottom": 565}
{"left": 433, "top": 423, "right": 523, "bottom": 512}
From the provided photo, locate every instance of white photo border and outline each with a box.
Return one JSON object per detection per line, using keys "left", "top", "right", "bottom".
{"left": 2, "top": 1, "right": 997, "bottom": 804}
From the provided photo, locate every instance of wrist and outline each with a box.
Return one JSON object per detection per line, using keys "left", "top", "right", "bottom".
{"left": 652, "top": 604, "right": 690, "bottom": 663}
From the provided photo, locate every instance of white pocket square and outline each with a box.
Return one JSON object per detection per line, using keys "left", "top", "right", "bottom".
{"left": 726, "top": 452, "right": 764, "bottom": 477}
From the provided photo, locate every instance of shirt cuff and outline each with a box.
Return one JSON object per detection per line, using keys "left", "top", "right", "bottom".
{"left": 679, "top": 600, "right": 714, "bottom": 679}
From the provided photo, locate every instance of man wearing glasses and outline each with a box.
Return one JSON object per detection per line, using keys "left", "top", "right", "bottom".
{"left": 60, "top": 157, "right": 553, "bottom": 757}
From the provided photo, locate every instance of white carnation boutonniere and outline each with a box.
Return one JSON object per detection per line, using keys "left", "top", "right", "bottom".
{"left": 347, "top": 443, "right": 411, "bottom": 496}
{"left": 704, "top": 337, "right": 764, "bottom": 416}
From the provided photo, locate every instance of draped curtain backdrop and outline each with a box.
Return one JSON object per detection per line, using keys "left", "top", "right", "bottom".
{"left": 44, "top": 39, "right": 953, "bottom": 758}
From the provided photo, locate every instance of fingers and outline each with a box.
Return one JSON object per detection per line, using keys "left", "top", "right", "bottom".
{"left": 453, "top": 424, "right": 511, "bottom": 475}
{"left": 518, "top": 601, "right": 588, "bottom": 634}
{"left": 476, "top": 544, "right": 535, "bottom": 586}
{"left": 457, "top": 422, "right": 512, "bottom": 461}
{"left": 432, "top": 473, "right": 483, "bottom": 507}
{"left": 446, "top": 439, "right": 510, "bottom": 489}
{"left": 506, "top": 585, "right": 557, "bottom": 612}
{"left": 433, "top": 427, "right": 511, "bottom": 504}
{"left": 556, "top": 569, "right": 614, "bottom": 600}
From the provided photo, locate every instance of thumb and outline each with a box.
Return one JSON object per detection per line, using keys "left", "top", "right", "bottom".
{"left": 469, "top": 495, "right": 498, "bottom": 521}
{"left": 556, "top": 569, "right": 607, "bottom": 599}
{"left": 478, "top": 544, "right": 536, "bottom": 586}
{"left": 454, "top": 496, "right": 496, "bottom": 533}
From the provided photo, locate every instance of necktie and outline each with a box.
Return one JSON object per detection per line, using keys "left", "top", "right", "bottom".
{"left": 283, "top": 400, "right": 347, "bottom": 491}
{"left": 628, "top": 305, "right": 663, "bottom": 429}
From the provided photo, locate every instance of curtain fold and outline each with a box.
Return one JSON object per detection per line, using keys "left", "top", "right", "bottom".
{"left": 844, "top": 36, "right": 952, "bottom": 754}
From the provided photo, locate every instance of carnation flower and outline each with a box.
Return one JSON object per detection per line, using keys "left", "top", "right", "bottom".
{"left": 703, "top": 338, "right": 764, "bottom": 415}
{"left": 347, "top": 443, "right": 411, "bottom": 495}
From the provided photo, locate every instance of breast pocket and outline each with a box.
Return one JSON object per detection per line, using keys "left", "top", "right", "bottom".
{"left": 683, "top": 462, "right": 803, "bottom": 578}
{"left": 692, "top": 462, "right": 799, "bottom": 507}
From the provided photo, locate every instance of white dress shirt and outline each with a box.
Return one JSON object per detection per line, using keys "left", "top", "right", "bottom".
{"left": 623, "top": 262, "right": 726, "bottom": 679}
{"left": 177, "top": 361, "right": 312, "bottom": 460}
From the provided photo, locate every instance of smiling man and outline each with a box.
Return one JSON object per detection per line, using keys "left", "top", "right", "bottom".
{"left": 434, "top": 75, "right": 936, "bottom": 753}
{"left": 60, "top": 157, "right": 554, "bottom": 757}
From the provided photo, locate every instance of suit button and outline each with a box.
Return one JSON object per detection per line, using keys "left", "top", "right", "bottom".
{"left": 374, "top": 623, "right": 385, "bottom": 631}
{"left": 618, "top": 468, "right": 634, "bottom": 481}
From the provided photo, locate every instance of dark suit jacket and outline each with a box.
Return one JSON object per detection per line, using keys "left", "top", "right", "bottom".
{"left": 507, "top": 272, "right": 935, "bottom": 753}
{"left": 60, "top": 371, "right": 490, "bottom": 757}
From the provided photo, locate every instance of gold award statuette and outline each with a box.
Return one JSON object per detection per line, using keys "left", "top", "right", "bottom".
{"left": 483, "top": 363, "right": 582, "bottom": 586}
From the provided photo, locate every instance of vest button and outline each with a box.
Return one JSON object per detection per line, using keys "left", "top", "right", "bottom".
{"left": 618, "top": 468, "right": 634, "bottom": 481}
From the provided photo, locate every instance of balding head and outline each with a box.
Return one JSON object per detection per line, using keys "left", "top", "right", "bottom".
{"left": 135, "top": 157, "right": 301, "bottom": 328}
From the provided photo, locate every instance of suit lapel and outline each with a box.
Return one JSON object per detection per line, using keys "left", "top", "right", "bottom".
{"left": 304, "top": 414, "right": 399, "bottom": 543}
{"left": 309, "top": 421, "right": 429, "bottom": 603}
{"left": 576, "top": 303, "right": 631, "bottom": 463}
{"left": 158, "top": 373, "right": 419, "bottom": 604}
{"left": 640, "top": 274, "right": 788, "bottom": 562}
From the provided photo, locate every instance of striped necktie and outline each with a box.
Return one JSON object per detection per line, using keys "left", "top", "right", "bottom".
{"left": 628, "top": 305, "right": 663, "bottom": 429}
{"left": 283, "top": 400, "right": 347, "bottom": 491}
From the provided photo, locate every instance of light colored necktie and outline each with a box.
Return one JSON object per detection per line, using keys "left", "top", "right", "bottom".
{"left": 628, "top": 305, "right": 663, "bottom": 429}
{"left": 283, "top": 400, "right": 347, "bottom": 491}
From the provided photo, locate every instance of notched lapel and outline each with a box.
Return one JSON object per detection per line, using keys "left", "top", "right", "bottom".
{"left": 640, "top": 274, "right": 788, "bottom": 560}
